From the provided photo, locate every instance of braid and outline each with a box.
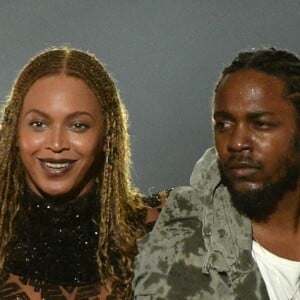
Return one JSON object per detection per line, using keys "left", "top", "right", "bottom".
{"left": 220, "top": 48, "right": 300, "bottom": 76}
{"left": 0, "top": 47, "right": 145, "bottom": 298}
{"left": 215, "top": 47, "right": 300, "bottom": 117}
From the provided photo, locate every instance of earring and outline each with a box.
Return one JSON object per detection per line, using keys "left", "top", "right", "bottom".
{"left": 105, "top": 136, "right": 111, "bottom": 164}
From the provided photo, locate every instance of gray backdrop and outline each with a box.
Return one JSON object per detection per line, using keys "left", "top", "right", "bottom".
{"left": 0, "top": 1, "right": 299, "bottom": 193}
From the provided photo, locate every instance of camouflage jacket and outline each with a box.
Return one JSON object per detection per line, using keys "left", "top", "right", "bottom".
{"left": 133, "top": 147, "right": 270, "bottom": 299}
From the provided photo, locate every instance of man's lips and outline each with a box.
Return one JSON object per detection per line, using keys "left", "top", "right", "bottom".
{"left": 228, "top": 166, "right": 259, "bottom": 177}
{"left": 223, "top": 158, "right": 262, "bottom": 178}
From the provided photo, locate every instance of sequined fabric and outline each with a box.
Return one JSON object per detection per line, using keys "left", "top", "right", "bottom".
{"left": 4, "top": 189, "right": 100, "bottom": 286}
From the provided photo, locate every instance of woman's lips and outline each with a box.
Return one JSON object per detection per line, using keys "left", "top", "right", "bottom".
{"left": 39, "top": 159, "right": 76, "bottom": 176}
{"left": 44, "top": 161, "right": 71, "bottom": 169}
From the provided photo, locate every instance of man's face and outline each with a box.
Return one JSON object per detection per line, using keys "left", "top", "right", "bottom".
{"left": 213, "top": 70, "right": 300, "bottom": 219}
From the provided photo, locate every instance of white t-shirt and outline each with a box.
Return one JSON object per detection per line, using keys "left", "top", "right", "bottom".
{"left": 252, "top": 240, "right": 300, "bottom": 300}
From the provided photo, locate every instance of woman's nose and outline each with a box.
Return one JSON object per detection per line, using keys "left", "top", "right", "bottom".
{"left": 46, "top": 127, "right": 70, "bottom": 153}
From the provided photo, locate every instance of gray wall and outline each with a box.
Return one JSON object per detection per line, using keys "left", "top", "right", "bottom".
{"left": 0, "top": 1, "right": 299, "bottom": 193}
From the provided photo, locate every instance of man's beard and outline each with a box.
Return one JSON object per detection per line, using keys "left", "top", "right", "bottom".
{"left": 219, "top": 155, "right": 299, "bottom": 222}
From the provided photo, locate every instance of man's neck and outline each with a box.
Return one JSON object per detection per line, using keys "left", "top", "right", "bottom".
{"left": 251, "top": 187, "right": 300, "bottom": 261}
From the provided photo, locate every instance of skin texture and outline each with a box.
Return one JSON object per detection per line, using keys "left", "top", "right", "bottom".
{"left": 17, "top": 74, "right": 104, "bottom": 200}
{"left": 213, "top": 70, "right": 300, "bottom": 260}
{"left": 213, "top": 70, "right": 299, "bottom": 194}
{"left": 4, "top": 74, "right": 107, "bottom": 299}
{"left": 1, "top": 274, "right": 109, "bottom": 300}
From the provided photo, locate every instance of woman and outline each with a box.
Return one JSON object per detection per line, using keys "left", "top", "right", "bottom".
{"left": 0, "top": 47, "right": 165, "bottom": 299}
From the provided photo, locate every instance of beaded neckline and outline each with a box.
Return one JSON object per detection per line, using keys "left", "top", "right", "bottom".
{"left": 4, "top": 188, "right": 101, "bottom": 286}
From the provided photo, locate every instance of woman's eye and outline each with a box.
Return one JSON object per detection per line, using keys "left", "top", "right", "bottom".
{"left": 71, "top": 122, "right": 90, "bottom": 132}
{"left": 29, "top": 120, "right": 47, "bottom": 130}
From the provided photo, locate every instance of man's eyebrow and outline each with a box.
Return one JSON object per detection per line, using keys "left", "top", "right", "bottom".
{"left": 213, "top": 111, "right": 233, "bottom": 119}
{"left": 247, "top": 111, "right": 276, "bottom": 119}
{"left": 213, "top": 110, "right": 276, "bottom": 119}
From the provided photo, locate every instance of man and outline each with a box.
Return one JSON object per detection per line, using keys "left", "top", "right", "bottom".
{"left": 133, "top": 48, "right": 300, "bottom": 299}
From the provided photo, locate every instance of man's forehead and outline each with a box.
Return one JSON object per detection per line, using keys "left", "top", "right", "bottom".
{"left": 216, "top": 70, "right": 286, "bottom": 97}
{"left": 214, "top": 70, "right": 291, "bottom": 112}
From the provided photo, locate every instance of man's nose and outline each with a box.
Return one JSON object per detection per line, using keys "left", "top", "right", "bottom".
{"left": 227, "top": 125, "right": 252, "bottom": 153}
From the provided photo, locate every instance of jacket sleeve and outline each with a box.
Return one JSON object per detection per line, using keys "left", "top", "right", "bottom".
{"left": 133, "top": 186, "right": 202, "bottom": 299}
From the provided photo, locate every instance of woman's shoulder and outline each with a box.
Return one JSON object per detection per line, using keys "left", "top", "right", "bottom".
{"left": 0, "top": 273, "right": 109, "bottom": 300}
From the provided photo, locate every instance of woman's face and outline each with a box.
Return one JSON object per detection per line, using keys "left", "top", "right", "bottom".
{"left": 17, "top": 74, "right": 104, "bottom": 199}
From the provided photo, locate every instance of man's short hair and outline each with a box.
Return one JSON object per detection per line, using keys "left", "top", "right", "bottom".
{"left": 214, "top": 47, "right": 300, "bottom": 119}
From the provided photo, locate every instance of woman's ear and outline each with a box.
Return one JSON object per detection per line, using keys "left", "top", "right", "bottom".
{"left": 15, "top": 133, "right": 20, "bottom": 149}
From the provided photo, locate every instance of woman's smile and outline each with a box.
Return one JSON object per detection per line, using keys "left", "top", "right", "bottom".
{"left": 18, "top": 74, "right": 104, "bottom": 198}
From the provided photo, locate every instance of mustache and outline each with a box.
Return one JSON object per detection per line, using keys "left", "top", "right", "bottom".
{"left": 222, "top": 156, "right": 263, "bottom": 170}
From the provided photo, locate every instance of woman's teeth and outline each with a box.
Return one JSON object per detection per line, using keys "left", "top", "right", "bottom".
{"left": 44, "top": 162, "right": 71, "bottom": 169}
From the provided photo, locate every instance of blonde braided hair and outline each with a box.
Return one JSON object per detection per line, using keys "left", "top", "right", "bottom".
{"left": 0, "top": 47, "right": 145, "bottom": 298}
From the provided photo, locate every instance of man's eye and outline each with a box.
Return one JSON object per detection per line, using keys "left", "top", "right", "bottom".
{"left": 214, "top": 121, "right": 232, "bottom": 131}
{"left": 253, "top": 120, "right": 275, "bottom": 129}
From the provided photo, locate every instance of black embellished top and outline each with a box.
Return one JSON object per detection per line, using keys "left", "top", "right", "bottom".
{"left": 0, "top": 189, "right": 103, "bottom": 299}
{"left": 0, "top": 189, "right": 169, "bottom": 299}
